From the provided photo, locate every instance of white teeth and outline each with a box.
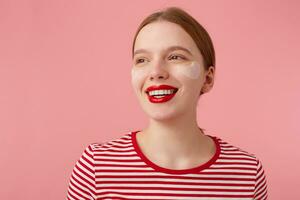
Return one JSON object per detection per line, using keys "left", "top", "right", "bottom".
{"left": 148, "top": 89, "right": 176, "bottom": 96}
{"left": 154, "top": 95, "right": 165, "bottom": 98}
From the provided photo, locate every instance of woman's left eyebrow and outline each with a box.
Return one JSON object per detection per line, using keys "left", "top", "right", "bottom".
{"left": 166, "top": 46, "right": 193, "bottom": 56}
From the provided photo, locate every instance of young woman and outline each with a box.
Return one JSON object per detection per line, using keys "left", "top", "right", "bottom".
{"left": 66, "top": 7, "right": 268, "bottom": 200}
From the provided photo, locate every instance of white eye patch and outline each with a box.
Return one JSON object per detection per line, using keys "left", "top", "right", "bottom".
{"left": 131, "top": 66, "right": 151, "bottom": 83}
{"left": 172, "top": 61, "right": 202, "bottom": 79}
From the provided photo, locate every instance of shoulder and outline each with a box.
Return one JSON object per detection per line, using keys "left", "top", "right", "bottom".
{"left": 213, "top": 135, "right": 269, "bottom": 198}
{"left": 213, "top": 135, "right": 265, "bottom": 167}
{"left": 87, "top": 131, "right": 132, "bottom": 152}
{"left": 214, "top": 135, "right": 268, "bottom": 185}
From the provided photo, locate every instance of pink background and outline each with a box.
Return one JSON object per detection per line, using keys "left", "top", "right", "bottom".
{"left": 0, "top": 0, "right": 299, "bottom": 199}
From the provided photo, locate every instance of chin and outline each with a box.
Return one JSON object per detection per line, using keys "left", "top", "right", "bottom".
{"left": 144, "top": 108, "right": 182, "bottom": 122}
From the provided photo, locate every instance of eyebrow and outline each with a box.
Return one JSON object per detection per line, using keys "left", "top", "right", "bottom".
{"left": 133, "top": 45, "right": 193, "bottom": 57}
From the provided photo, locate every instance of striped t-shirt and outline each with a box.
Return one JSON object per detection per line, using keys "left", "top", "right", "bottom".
{"left": 66, "top": 130, "right": 268, "bottom": 200}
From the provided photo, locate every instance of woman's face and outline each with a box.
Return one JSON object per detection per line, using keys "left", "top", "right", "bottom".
{"left": 131, "top": 21, "right": 210, "bottom": 121}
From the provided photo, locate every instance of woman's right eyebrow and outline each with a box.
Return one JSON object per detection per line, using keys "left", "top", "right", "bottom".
{"left": 134, "top": 49, "right": 148, "bottom": 56}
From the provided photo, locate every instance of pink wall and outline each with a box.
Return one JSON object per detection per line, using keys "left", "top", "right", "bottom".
{"left": 0, "top": 0, "right": 299, "bottom": 199}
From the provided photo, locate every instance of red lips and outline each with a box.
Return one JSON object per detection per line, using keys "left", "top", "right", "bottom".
{"left": 145, "top": 84, "right": 179, "bottom": 103}
{"left": 145, "top": 84, "right": 178, "bottom": 93}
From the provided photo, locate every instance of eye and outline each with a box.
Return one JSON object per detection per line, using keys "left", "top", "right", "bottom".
{"left": 168, "top": 54, "right": 186, "bottom": 60}
{"left": 135, "top": 58, "right": 147, "bottom": 64}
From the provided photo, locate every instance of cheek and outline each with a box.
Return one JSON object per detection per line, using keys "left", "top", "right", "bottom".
{"left": 131, "top": 67, "right": 149, "bottom": 90}
{"left": 172, "top": 61, "right": 202, "bottom": 80}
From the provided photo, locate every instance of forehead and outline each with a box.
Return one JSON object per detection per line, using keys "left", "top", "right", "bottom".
{"left": 134, "top": 21, "right": 199, "bottom": 54}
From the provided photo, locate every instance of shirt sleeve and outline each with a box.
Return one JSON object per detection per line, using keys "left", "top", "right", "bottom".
{"left": 66, "top": 144, "right": 97, "bottom": 200}
{"left": 254, "top": 158, "right": 268, "bottom": 199}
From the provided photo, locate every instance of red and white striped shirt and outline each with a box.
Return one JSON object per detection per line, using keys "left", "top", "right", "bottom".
{"left": 66, "top": 131, "right": 268, "bottom": 200}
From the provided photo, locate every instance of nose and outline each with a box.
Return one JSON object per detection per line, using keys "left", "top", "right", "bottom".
{"left": 149, "top": 60, "right": 169, "bottom": 81}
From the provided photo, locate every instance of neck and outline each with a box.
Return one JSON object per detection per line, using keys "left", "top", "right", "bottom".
{"left": 141, "top": 108, "right": 207, "bottom": 158}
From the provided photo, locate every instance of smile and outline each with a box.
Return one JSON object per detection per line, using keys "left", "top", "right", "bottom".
{"left": 146, "top": 89, "right": 178, "bottom": 103}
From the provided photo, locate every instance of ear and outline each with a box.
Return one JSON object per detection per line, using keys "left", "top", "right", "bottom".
{"left": 200, "top": 66, "right": 215, "bottom": 95}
